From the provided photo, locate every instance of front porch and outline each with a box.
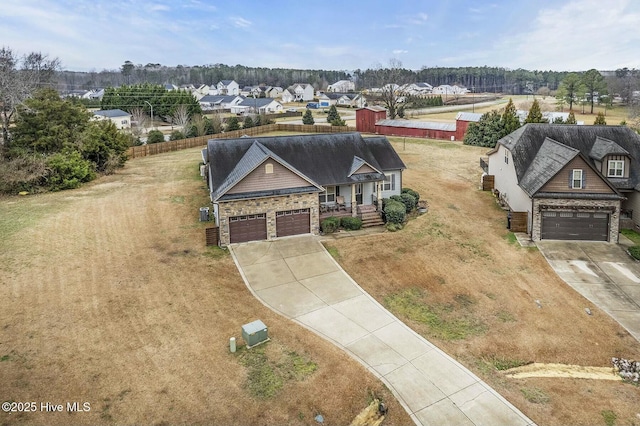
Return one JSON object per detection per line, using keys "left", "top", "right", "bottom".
{"left": 319, "top": 202, "right": 384, "bottom": 227}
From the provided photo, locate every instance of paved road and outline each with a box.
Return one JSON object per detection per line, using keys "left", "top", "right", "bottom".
{"left": 537, "top": 239, "right": 640, "bottom": 341}
{"left": 230, "top": 235, "right": 535, "bottom": 426}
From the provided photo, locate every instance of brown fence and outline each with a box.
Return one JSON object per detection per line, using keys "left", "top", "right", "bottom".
{"left": 205, "top": 227, "right": 220, "bottom": 246}
{"left": 126, "top": 123, "right": 357, "bottom": 159}
{"left": 482, "top": 174, "right": 495, "bottom": 191}
{"left": 510, "top": 211, "right": 528, "bottom": 233}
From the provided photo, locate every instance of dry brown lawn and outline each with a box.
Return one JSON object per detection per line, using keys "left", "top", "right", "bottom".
{"left": 325, "top": 136, "right": 640, "bottom": 426}
{"left": 0, "top": 149, "right": 410, "bottom": 426}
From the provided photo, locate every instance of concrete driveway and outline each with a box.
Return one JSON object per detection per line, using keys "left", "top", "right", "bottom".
{"left": 536, "top": 240, "right": 640, "bottom": 341}
{"left": 230, "top": 235, "right": 534, "bottom": 426}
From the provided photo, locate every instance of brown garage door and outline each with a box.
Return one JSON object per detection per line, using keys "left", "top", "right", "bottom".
{"left": 276, "top": 209, "right": 310, "bottom": 237}
{"left": 229, "top": 214, "right": 267, "bottom": 243}
{"left": 541, "top": 211, "right": 609, "bottom": 241}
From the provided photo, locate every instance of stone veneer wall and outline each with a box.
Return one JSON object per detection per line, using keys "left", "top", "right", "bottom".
{"left": 531, "top": 198, "right": 620, "bottom": 243}
{"left": 217, "top": 192, "right": 319, "bottom": 246}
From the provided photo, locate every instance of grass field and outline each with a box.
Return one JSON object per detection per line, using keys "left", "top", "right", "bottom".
{"left": 0, "top": 149, "right": 410, "bottom": 425}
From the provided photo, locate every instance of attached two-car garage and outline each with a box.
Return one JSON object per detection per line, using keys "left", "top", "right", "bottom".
{"left": 229, "top": 209, "right": 310, "bottom": 244}
{"left": 541, "top": 211, "right": 609, "bottom": 241}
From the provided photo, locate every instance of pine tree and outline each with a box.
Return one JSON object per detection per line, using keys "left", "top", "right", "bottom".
{"left": 326, "top": 105, "right": 340, "bottom": 123}
{"left": 594, "top": 112, "right": 607, "bottom": 125}
{"left": 226, "top": 116, "right": 240, "bottom": 132}
{"left": 302, "top": 109, "right": 315, "bottom": 125}
{"left": 566, "top": 111, "right": 577, "bottom": 124}
{"left": 501, "top": 98, "right": 520, "bottom": 134}
{"left": 524, "top": 99, "right": 547, "bottom": 124}
{"left": 243, "top": 116, "right": 254, "bottom": 129}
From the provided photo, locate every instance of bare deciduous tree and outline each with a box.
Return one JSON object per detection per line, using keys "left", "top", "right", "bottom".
{"left": 170, "top": 104, "right": 190, "bottom": 129}
{"left": 129, "top": 107, "right": 148, "bottom": 136}
{"left": 374, "top": 59, "right": 411, "bottom": 119}
{"left": 0, "top": 47, "right": 60, "bottom": 148}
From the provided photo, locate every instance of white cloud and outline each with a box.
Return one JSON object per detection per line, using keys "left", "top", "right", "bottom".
{"left": 407, "top": 12, "right": 428, "bottom": 25}
{"left": 393, "top": 49, "right": 408, "bottom": 55}
{"left": 230, "top": 16, "right": 252, "bottom": 28}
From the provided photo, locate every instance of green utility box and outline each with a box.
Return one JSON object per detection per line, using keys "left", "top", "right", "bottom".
{"left": 242, "top": 320, "right": 269, "bottom": 348}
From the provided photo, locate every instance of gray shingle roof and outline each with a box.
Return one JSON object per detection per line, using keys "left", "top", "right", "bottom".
{"left": 519, "top": 138, "right": 579, "bottom": 196}
{"left": 206, "top": 132, "right": 405, "bottom": 201}
{"left": 589, "top": 136, "right": 630, "bottom": 160}
{"left": 93, "top": 109, "right": 130, "bottom": 118}
{"left": 499, "top": 124, "right": 640, "bottom": 190}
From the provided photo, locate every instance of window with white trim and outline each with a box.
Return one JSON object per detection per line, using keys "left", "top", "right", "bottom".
{"left": 572, "top": 169, "right": 583, "bottom": 189}
{"left": 383, "top": 174, "right": 395, "bottom": 191}
{"left": 608, "top": 160, "right": 624, "bottom": 177}
{"left": 319, "top": 186, "right": 336, "bottom": 203}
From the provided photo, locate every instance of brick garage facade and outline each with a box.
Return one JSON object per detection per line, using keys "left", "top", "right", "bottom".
{"left": 531, "top": 198, "right": 620, "bottom": 243}
{"left": 217, "top": 192, "right": 319, "bottom": 246}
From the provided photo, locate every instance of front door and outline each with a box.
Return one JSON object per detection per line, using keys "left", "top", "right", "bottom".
{"left": 355, "top": 183, "right": 363, "bottom": 205}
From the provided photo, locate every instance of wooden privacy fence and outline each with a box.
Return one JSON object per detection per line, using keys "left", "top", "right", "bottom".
{"left": 509, "top": 211, "right": 528, "bottom": 233}
{"left": 482, "top": 174, "right": 495, "bottom": 191}
{"left": 126, "top": 123, "right": 357, "bottom": 159}
{"left": 205, "top": 227, "right": 220, "bottom": 246}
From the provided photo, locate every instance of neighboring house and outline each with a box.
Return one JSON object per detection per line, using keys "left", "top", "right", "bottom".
{"left": 203, "top": 132, "right": 405, "bottom": 245}
{"left": 515, "top": 110, "right": 571, "bottom": 124}
{"left": 199, "top": 95, "right": 243, "bottom": 111}
{"left": 241, "top": 86, "right": 263, "bottom": 97}
{"left": 327, "top": 80, "right": 355, "bottom": 92}
{"left": 164, "top": 84, "right": 178, "bottom": 91}
{"left": 403, "top": 82, "right": 433, "bottom": 95}
{"left": 432, "top": 84, "right": 469, "bottom": 95}
{"left": 231, "top": 97, "right": 283, "bottom": 115}
{"left": 281, "top": 83, "right": 314, "bottom": 102}
{"left": 322, "top": 92, "right": 366, "bottom": 108}
{"left": 264, "top": 86, "right": 283, "bottom": 98}
{"left": 217, "top": 80, "right": 240, "bottom": 95}
{"left": 82, "top": 89, "right": 105, "bottom": 100}
{"left": 92, "top": 109, "right": 131, "bottom": 130}
{"left": 486, "top": 124, "right": 640, "bottom": 243}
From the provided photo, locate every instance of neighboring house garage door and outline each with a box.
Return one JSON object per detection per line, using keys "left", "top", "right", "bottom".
{"left": 541, "top": 211, "right": 609, "bottom": 241}
{"left": 229, "top": 214, "right": 267, "bottom": 243}
{"left": 276, "top": 209, "right": 310, "bottom": 237}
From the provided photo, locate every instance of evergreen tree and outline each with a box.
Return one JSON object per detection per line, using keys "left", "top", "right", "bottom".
{"left": 226, "top": 116, "right": 240, "bottom": 132}
{"left": 326, "top": 105, "right": 340, "bottom": 123}
{"left": 594, "top": 112, "right": 607, "bottom": 125}
{"left": 146, "top": 130, "right": 165, "bottom": 144}
{"left": 581, "top": 69, "right": 607, "bottom": 114}
{"left": 169, "top": 130, "right": 185, "bottom": 140}
{"left": 552, "top": 116, "right": 565, "bottom": 124}
{"left": 243, "top": 116, "right": 254, "bottom": 129}
{"left": 501, "top": 98, "right": 520, "bottom": 134}
{"left": 463, "top": 111, "right": 504, "bottom": 148}
{"left": 524, "top": 99, "right": 547, "bottom": 123}
{"left": 302, "top": 109, "right": 315, "bottom": 125}
{"left": 566, "top": 111, "right": 577, "bottom": 124}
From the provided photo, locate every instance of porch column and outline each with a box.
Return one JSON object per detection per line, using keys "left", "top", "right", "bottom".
{"left": 351, "top": 184, "right": 357, "bottom": 217}
{"left": 376, "top": 181, "right": 382, "bottom": 211}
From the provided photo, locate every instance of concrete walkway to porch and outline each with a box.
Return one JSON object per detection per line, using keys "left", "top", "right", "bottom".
{"left": 230, "top": 235, "right": 535, "bottom": 426}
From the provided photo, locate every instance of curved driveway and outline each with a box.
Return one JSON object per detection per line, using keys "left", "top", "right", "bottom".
{"left": 230, "top": 235, "right": 534, "bottom": 426}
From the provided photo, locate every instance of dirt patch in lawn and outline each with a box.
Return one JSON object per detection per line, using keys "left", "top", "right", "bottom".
{"left": 504, "top": 363, "right": 621, "bottom": 380}
{"left": 327, "top": 136, "right": 640, "bottom": 426}
{"left": 0, "top": 148, "right": 410, "bottom": 425}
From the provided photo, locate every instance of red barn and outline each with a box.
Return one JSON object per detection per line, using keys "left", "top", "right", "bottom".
{"left": 356, "top": 106, "right": 387, "bottom": 133}
{"left": 454, "top": 112, "right": 483, "bottom": 140}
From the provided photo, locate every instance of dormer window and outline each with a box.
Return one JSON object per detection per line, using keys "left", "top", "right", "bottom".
{"left": 608, "top": 160, "right": 624, "bottom": 177}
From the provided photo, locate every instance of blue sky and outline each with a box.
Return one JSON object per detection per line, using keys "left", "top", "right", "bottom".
{"left": 2, "top": 0, "right": 639, "bottom": 73}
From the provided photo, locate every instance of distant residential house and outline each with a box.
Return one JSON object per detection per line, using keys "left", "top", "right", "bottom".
{"left": 241, "top": 86, "right": 263, "bottom": 97}
{"left": 230, "top": 97, "right": 283, "bottom": 115}
{"left": 403, "top": 83, "right": 433, "bottom": 95}
{"left": 199, "top": 95, "right": 244, "bottom": 111}
{"left": 319, "top": 92, "right": 366, "bottom": 108}
{"left": 164, "top": 84, "right": 178, "bottom": 91}
{"left": 264, "top": 86, "right": 283, "bottom": 98}
{"left": 82, "top": 89, "right": 105, "bottom": 100}
{"left": 92, "top": 109, "right": 131, "bottom": 130}
{"left": 327, "top": 80, "right": 355, "bottom": 92}
{"left": 217, "top": 80, "right": 240, "bottom": 96}
{"left": 281, "top": 83, "right": 314, "bottom": 102}
{"left": 432, "top": 84, "right": 469, "bottom": 95}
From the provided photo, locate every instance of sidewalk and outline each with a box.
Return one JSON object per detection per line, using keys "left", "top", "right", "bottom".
{"left": 230, "top": 235, "right": 535, "bottom": 426}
